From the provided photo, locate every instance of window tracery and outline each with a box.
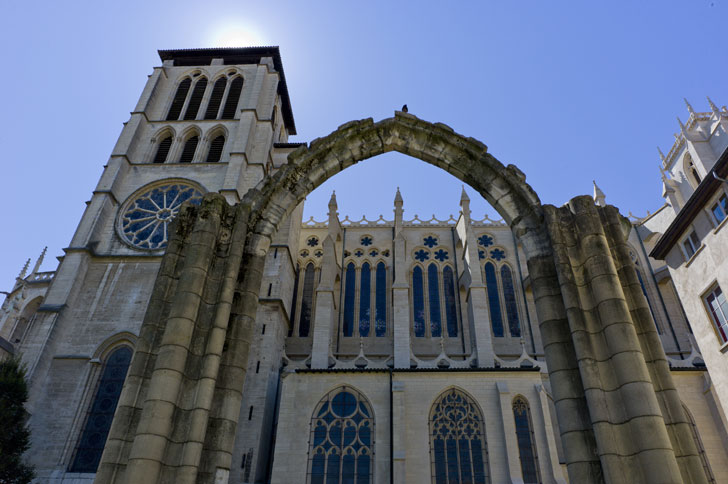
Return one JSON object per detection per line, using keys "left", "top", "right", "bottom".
{"left": 512, "top": 396, "right": 540, "bottom": 484}
{"left": 119, "top": 181, "right": 203, "bottom": 250}
{"left": 308, "top": 387, "right": 374, "bottom": 484}
{"left": 429, "top": 388, "right": 490, "bottom": 484}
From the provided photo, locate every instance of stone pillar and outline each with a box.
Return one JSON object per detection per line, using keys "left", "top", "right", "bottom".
{"left": 392, "top": 232, "right": 410, "bottom": 368}
{"left": 392, "top": 380, "right": 407, "bottom": 483}
{"left": 539, "top": 196, "right": 707, "bottom": 484}
{"left": 535, "top": 384, "right": 567, "bottom": 484}
{"left": 496, "top": 381, "right": 524, "bottom": 484}
{"left": 311, "top": 236, "right": 338, "bottom": 369}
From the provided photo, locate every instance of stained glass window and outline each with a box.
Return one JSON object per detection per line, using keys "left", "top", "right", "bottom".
{"left": 500, "top": 265, "right": 521, "bottom": 338}
{"left": 343, "top": 263, "right": 356, "bottom": 337}
{"left": 484, "top": 262, "right": 503, "bottom": 337}
{"left": 434, "top": 249, "right": 449, "bottom": 262}
{"left": 308, "top": 388, "right": 374, "bottom": 484}
{"left": 361, "top": 236, "right": 373, "bottom": 246}
{"left": 415, "top": 249, "right": 430, "bottom": 262}
{"left": 443, "top": 266, "right": 458, "bottom": 337}
{"left": 299, "top": 263, "right": 315, "bottom": 337}
{"left": 424, "top": 236, "right": 438, "bottom": 248}
{"left": 70, "top": 346, "right": 132, "bottom": 473}
{"left": 120, "top": 182, "right": 203, "bottom": 250}
{"left": 429, "top": 263, "right": 442, "bottom": 337}
{"left": 359, "top": 263, "right": 371, "bottom": 337}
{"left": 477, "top": 235, "right": 493, "bottom": 247}
{"left": 430, "top": 388, "right": 489, "bottom": 484}
{"left": 375, "top": 262, "right": 387, "bottom": 337}
{"left": 288, "top": 264, "right": 300, "bottom": 337}
{"left": 489, "top": 248, "right": 506, "bottom": 261}
{"left": 512, "top": 397, "right": 540, "bottom": 484}
{"left": 413, "top": 266, "right": 425, "bottom": 337}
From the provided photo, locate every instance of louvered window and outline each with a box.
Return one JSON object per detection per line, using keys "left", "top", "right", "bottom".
{"left": 183, "top": 78, "right": 207, "bottom": 120}
{"left": 166, "top": 78, "right": 191, "bottom": 120}
{"left": 221, "top": 77, "right": 244, "bottom": 119}
{"left": 153, "top": 136, "right": 173, "bottom": 163}
{"left": 205, "top": 78, "right": 227, "bottom": 119}
{"left": 179, "top": 136, "right": 199, "bottom": 163}
{"left": 206, "top": 135, "right": 225, "bottom": 162}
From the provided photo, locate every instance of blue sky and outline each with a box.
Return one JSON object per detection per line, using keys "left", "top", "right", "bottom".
{"left": 1, "top": 1, "right": 726, "bottom": 288}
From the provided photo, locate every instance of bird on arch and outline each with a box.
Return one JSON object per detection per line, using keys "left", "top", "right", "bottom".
{"left": 401, "top": 104, "right": 408, "bottom": 113}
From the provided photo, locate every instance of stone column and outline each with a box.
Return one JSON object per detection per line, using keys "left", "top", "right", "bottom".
{"left": 311, "top": 236, "right": 338, "bottom": 369}
{"left": 392, "top": 380, "right": 407, "bottom": 483}
{"left": 392, "top": 232, "right": 410, "bottom": 368}
{"left": 496, "top": 381, "right": 524, "bottom": 484}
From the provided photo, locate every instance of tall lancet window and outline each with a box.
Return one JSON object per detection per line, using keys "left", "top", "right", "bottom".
{"left": 375, "top": 262, "right": 387, "bottom": 337}
{"left": 299, "top": 263, "right": 316, "bottom": 337}
{"left": 484, "top": 262, "right": 504, "bottom": 337}
{"left": 430, "top": 388, "right": 490, "bottom": 484}
{"left": 359, "top": 262, "right": 371, "bottom": 336}
{"left": 500, "top": 265, "right": 521, "bottom": 337}
{"left": 204, "top": 77, "right": 227, "bottom": 119}
{"left": 428, "top": 263, "right": 442, "bottom": 337}
{"left": 343, "top": 262, "right": 356, "bottom": 337}
{"left": 166, "top": 78, "right": 191, "bottom": 120}
{"left": 221, "top": 76, "right": 244, "bottom": 119}
{"left": 512, "top": 396, "right": 540, "bottom": 484}
{"left": 70, "top": 346, "right": 133, "bottom": 473}
{"left": 308, "top": 387, "right": 374, "bottom": 484}
{"left": 413, "top": 266, "right": 426, "bottom": 337}
{"left": 443, "top": 266, "right": 458, "bottom": 337}
{"left": 183, "top": 77, "right": 207, "bottom": 120}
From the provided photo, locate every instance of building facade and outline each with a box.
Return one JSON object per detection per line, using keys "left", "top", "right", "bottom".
{"left": 1, "top": 48, "right": 726, "bottom": 484}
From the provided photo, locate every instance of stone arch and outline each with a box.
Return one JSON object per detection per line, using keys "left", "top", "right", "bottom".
{"left": 242, "top": 112, "right": 548, "bottom": 260}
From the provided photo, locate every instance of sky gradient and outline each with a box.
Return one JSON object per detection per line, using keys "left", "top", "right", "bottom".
{"left": 1, "top": 1, "right": 726, "bottom": 288}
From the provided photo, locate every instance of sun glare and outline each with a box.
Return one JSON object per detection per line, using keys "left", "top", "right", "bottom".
{"left": 211, "top": 23, "right": 265, "bottom": 48}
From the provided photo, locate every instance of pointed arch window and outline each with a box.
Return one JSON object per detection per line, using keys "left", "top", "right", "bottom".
{"left": 308, "top": 387, "right": 374, "bottom": 484}
{"left": 500, "top": 265, "right": 521, "bottom": 337}
{"left": 359, "top": 262, "right": 371, "bottom": 337}
{"left": 443, "top": 266, "right": 458, "bottom": 337}
{"left": 153, "top": 135, "right": 173, "bottom": 163}
{"left": 375, "top": 262, "right": 387, "bottom": 337}
{"left": 206, "top": 135, "right": 225, "bottom": 163}
{"left": 70, "top": 346, "right": 132, "bottom": 473}
{"left": 183, "top": 77, "right": 207, "bottom": 120}
{"left": 204, "top": 77, "right": 227, "bottom": 119}
{"left": 299, "top": 263, "right": 316, "bottom": 337}
{"left": 428, "top": 263, "right": 442, "bottom": 337}
{"left": 343, "top": 263, "right": 356, "bottom": 337}
{"left": 288, "top": 264, "right": 300, "bottom": 337}
{"left": 430, "top": 388, "right": 490, "bottom": 484}
{"left": 512, "top": 396, "right": 540, "bottom": 484}
{"left": 683, "top": 404, "right": 716, "bottom": 483}
{"left": 484, "top": 262, "right": 504, "bottom": 337}
{"left": 166, "top": 78, "right": 191, "bottom": 120}
{"left": 221, "top": 77, "right": 244, "bottom": 119}
{"left": 179, "top": 135, "right": 199, "bottom": 163}
{"left": 413, "top": 266, "right": 426, "bottom": 337}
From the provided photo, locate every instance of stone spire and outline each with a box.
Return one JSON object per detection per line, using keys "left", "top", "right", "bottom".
{"left": 677, "top": 116, "right": 688, "bottom": 137}
{"left": 459, "top": 186, "right": 471, "bottom": 221}
{"left": 592, "top": 180, "right": 606, "bottom": 207}
{"left": 17, "top": 258, "right": 30, "bottom": 280}
{"left": 684, "top": 98, "right": 695, "bottom": 115}
{"left": 327, "top": 191, "right": 338, "bottom": 216}
{"left": 393, "top": 187, "right": 404, "bottom": 232}
{"left": 707, "top": 96, "right": 721, "bottom": 116}
{"left": 31, "top": 246, "right": 47, "bottom": 275}
{"left": 657, "top": 146, "right": 666, "bottom": 163}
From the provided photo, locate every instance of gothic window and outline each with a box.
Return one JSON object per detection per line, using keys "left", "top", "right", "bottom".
{"left": 179, "top": 135, "right": 199, "bottom": 163}
{"left": 359, "top": 262, "right": 371, "bottom": 337}
{"left": 183, "top": 77, "right": 207, "bottom": 120}
{"left": 512, "top": 396, "right": 540, "bottom": 484}
{"left": 430, "top": 388, "right": 490, "bottom": 484}
{"left": 413, "top": 266, "right": 426, "bottom": 337}
{"left": 153, "top": 135, "right": 173, "bottom": 163}
{"left": 308, "top": 387, "right": 374, "bottom": 484}
{"left": 204, "top": 77, "right": 227, "bottom": 119}
{"left": 683, "top": 404, "right": 716, "bottom": 484}
{"left": 166, "top": 78, "right": 191, "bottom": 120}
{"left": 684, "top": 153, "right": 701, "bottom": 188}
{"left": 221, "top": 76, "right": 244, "bottom": 119}
{"left": 443, "top": 266, "right": 458, "bottom": 337}
{"left": 500, "top": 265, "right": 521, "bottom": 337}
{"left": 428, "top": 263, "right": 442, "bottom": 337}
{"left": 343, "top": 263, "right": 356, "bottom": 337}
{"left": 375, "top": 262, "right": 387, "bottom": 337}
{"left": 206, "top": 135, "right": 225, "bottom": 163}
{"left": 119, "top": 181, "right": 203, "bottom": 250}
{"left": 484, "top": 262, "right": 504, "bottom": 337}
{"left": 70, "top": 346, "right": 133, "bottom": 473}
{"left": 299, "top": 263, "right": 316, "bottom": 337}
{"left": 288, "top": 264, "right": 300, "bottom": 337}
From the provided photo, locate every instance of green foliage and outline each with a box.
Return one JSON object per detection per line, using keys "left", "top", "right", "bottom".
{"left": 0, "top": 357, "right": 34, "bottom": 484}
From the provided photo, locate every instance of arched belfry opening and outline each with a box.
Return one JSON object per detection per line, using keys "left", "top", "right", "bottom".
{"left": 96, "top": 112, "right": 709, "bottom": 484}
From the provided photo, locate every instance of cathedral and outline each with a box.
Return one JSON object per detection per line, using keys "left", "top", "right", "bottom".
{"left": 1, "top": 47, "right": 728, "bottom": 484}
